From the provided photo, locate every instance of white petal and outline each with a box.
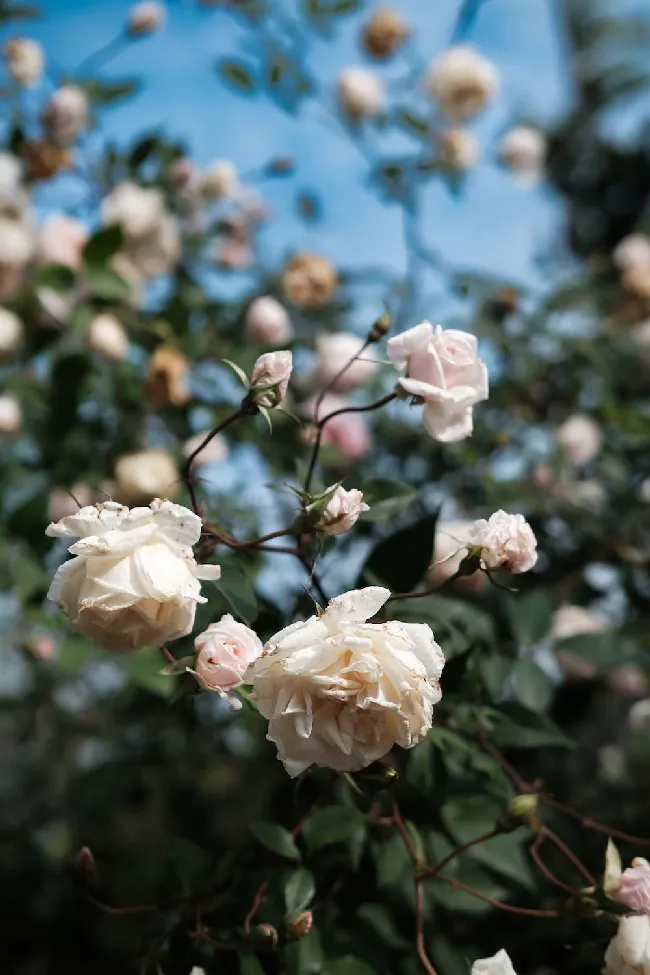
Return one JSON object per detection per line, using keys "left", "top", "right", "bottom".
{"left": 148, "top": 498, "right": 203, "bottom": 548}
{"left": 69, "top": 522, "right": 158, "bottom": 557}
{"left": 386, "top": 321, "right": 434, "bottom": 368}
{"left": 397, "top": 377, "right": 442, "bottom": 401}
{"left": 323, "top": 587, "right": 390, "bottom": 629}
{"left": 191, "top": 561, "right": 221, "bottom": 581}
{"left": 423, "top": 401, "right": 474, "bottom": 442}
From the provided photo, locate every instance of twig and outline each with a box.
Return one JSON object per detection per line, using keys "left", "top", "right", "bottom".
{"left": 434, "top": 874, "right": 559, "bottom": 917}
{"left": 387, "top": 568, "right": 467, "bottom": 602}
{"left": 530, "top": 834, "right": 582, "bottom": 896}
{"left": 544, "top": 796, "right": 650, "bottom": 847}
{"left": 244, "top": 879, "right": 269, "bottom": 934}
{"left": 85, "top": 891, "right": 159, "bottom": 917}
{"left": 391, "top": 798, "right": 420, "bottom": 864}
{"left": 415, "top": 879, "right": 439, "bottom": 975}
{"left": 182, "top": 405, "right": 251, "bottom": 512}
{"left": 542, "top": 825, "right": 596, "bottom": 886}
{"left": 422, "top": 828, "right": 503, "bottom": 880}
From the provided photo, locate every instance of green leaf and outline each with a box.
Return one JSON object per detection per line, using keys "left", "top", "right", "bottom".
{"left": 327, "top": 959, "right": 375, "bottom": 975}
{"left": 85, "top": 266, "right": 132, "bottom": 301}
{"left": 557, "top": 633, "right": 641, "bottom": 667}
{"left": 58, "top": 639, "right": 92, "bottom": 674}
{"left": 34, "top": 263, "right": 76, "bottom": 292}
{"left": 82, "top": 226, "right": 123, "bottom": 268}
{"left": 285, "top": 868, "right": 315, "bottom": 914}
{"left": 239, "top": 954, "right": 265, "bottom": 975}
{"left": 285, "top": 930, "right": 323, "bottom": 975}
{"left": 511, "top": 659, "right": 554, "bottom": 712}
{"left": 506, "top": 590, "right": 553, "bottom": 646}
{"left": 128, "top": 647, "right": 175, "bottom": 698}
{"left": 396, "top": 107, "right": 431, "bottom": 138}
{"left": 251, "top": 821, "right": 300, "bottom": 860}
{"left": 406, "top": 738, "right": 435, "bottom": 794}
{"left": 442, "top": 795, "right": 502, "bottom": 845}
{"left": 487, "top": 703, "right": 573, "bottom": 749}
{"left": 217, "top": 59, "right": 257, "bottom": 93}
{"left": 478, "top": 654, "right": 513, "bottom": 699}
{"left": 83, "top": 78, "right": 140, "bottom": 105}
{"left": 129, "top": 134, "right": 160, "bottom": 169}
{"left": 358, "top": 513, "right": 438, "bottom": 592}
{"left": 373, "top": 832, "right": 411, "bottom": 888}
{"left": 360, "top": 479, "right": 417, "bottom": 522}
{"left": 302, "top": 805, "right": 365, "bottom": 851}
{"left": 0, "top": 5, "right": 40, "bottom": 21}
{"left": 216, "top": 562, "right": 258, "bottom": 625}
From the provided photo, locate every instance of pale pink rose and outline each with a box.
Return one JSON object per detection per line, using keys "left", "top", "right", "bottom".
{"left": 183, "top": 431, "right": 228, "bottom": 467}
{"left": 202, "top": 159, "right": 238, "bottom": 200}
{"left": 387, "top": 321, "right": 488, "bottom": 442}
{"left": 302, "top": 392, "right": 371, "bottom": 461}
{"left": 556, "top": 413, "right": 601, "bottom": 466}
{"left": 169, "top": 158, "right": 199, "bottom": 189}
{"left": 37, "top": 214, "right": 88, "bottom": 269}
{"left": 614, "top": 859, "right": 650, "bottom": 915}
{"left": 613, "top": 234, "right": 650, "bottom": 272}
{"left": 216, "top": 240, "right": 252, "bottom": 270}
{"left": 609, "top": 666, "right": 647, "bottom": 697}
{"left": 468, "top": 510, "right": 537, "bottom": 573}
{"left": 245, "top": 296, "right": 292, "bottom": 346}
{"left": 550, "top": 604, "right": 608, "bottom": 681}
{"left": 498, "top": 126, "right": 546, "bottom": 180}
{"left": 317, "top": 485, "right": 369, "bottom": 536}
{"left": 194, "top": 614, "right": 263, "bottom": 691}
{"left": 314, "top": 332, "right": 377, "bottom": 392}
{"left": 41, "top": 86, "right": 88, "bottom": 144}
{"left": 3, "top": 37, "right": 44, "bottom": 86}
{"left": 424, "top": 46, "right": 497, "bottom": 122}
{"left": 337, "top": 67, "right": 384, "bottom": 119}
{"left": 0, "top": 392, "right": 21, "bottom": 434}
{"left": 33, "top": 636, "right": 55, "bottom": 660}
{"left": 127, "top": 1, "right": 166, "bottom": 35}
{"left": 428, "top": 520, "right": 487, "bottom": 593}
{"left": 250, "top": 350, "right": 292, "bottom": 408}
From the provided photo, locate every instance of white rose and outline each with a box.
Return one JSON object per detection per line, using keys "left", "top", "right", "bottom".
{"left": 0, "top": 153, "right": 22, "bottom": 199}
{"left": 0, "top": 216, "right": 34, "bottom": 267}
{"left": 127, "top": 1, "right": 166, "bottom": 34}
{"left": 102, "top": 182, "right": 165, "bottom": 241}
{"left": 424, "top": 46, "right": 497, "bottom": 121}
{"left": 387, "top": 321, "right": 488, "bottom": 442}
{"left": 604, "top": 916, "right": 650, "bottom": 975}
{"left": 3, "top": 38, "right": 44, "bottom": 86}
{"left": 114, "top": 449, "right": 179, "bottom": 504}
{"left": 245, "top": 296, "right": 292, "bottom": 346}
{"left": 468, "top": 510, "right": 537, "bottom": 574}
{"left": 315, "top": 332, "right": 377, "bottom": 392}
{"left": 250, "top": 350, "right": 292, "bottom": 408}
{"left": 202, "top": 159, "right": 238, "bottom": 200}
{"left": 194, "top": 614, "right": 263, "bottom": 692}
{"left": 126, "top": 211, "right": 180, "bottom": 279}
{"left": 613, "top": 234, "right": 650, "bottom": 272}
{"left": 0, "top": 392, "right": 21, "bottom": 434}
{"left": 37, "top": 214, "right": 88, "bottom": 269}
{"left": 629, "top": 699, "right": 650, "bottom": 734}
{"left": 46, "top": 499, "right": 221, "bottom": 652}
{"left": 437, "top": 128, "right": 480, "bottom": 172}
{"left": 428, "top": 519, "right": 487, "bottom": 593}
{"left": 42, "top": 86, "right": 89, "bottom": 144}
{"left": 314, "top": 484, "right": 369, "bottom": 536}
{"left": 183, "top": 431, "right": 229, "bottom": 467}
{"left": 556, "top": 413, "right": 601, "bottom": 466}
{"left": 498, "top": 126, "right": 546, "bottom": 180}
{"left": 247, "top": 586, "right": 445, "bottom": 777}
{"left": 471, "top": 949, "right": 518, "bottom": 975}
{"left": 87, "top": 313, "right": 128, "bottom": 361}
{"left": 337, "top": 67, "right": 384, "bottom": 119}
{"left": 0, "top": 307, "right": 22, "bottom": 360}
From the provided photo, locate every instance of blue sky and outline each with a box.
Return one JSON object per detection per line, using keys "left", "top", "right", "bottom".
{"left": 5, "top": 0, "right": 577, "bottom": 311}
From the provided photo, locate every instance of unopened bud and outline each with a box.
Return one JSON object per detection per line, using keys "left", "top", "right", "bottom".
{"left": 350, "top": 761, "right": 398, "bottom": 793}
{"left": 368, "top": 309, "right": 391, "bottom": 343}
{"left": 285, "top": 911, "right": 313, "bottom": 941}
{"left": 457, "top": 550, "right": 482, "bottom": 576}
{"left": 253, "top": 923, "right": 279, "bottom": 948}
{"left": 499, "top": 794, "right": 540, "bottom": 831}
{"left": 75, "top": 846, "right": 96, "bottom": 879}
{"left": 267, "top": 157, "right": 295, "bottom": 176}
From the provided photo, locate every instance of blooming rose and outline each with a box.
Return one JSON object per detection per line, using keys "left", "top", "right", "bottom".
{"left": 498, "top": 126, "right": 546, "bottom": 181}
{"left": 556, "top": 413, "right": 601, "bottom": 466}
{"left": 360, "top": 6, "right": 409, "bottom": 60}
{"left": 614, "top": 859, "right": 650, "bottom": 915}
{"left": 337, "top": 67, "right": 384, "bottom": 119}
{"left": 387, "top": 321, "right": 488, "bottom": 442}
{"left": 468, "top": 510, "right": 537, "bottom": 573}
{"left": 183, "top": 431, "right": 228, "bottom": 467}
{"left": 604, "top": 916, "right": 650, "bottom": 975}
{"left": 0, "top": 153, "right": 22, "bottom": 202}
{"left": 314, "top": 485, "right": 369, "bottom": 536}
{"left": 613, "top": 234, "right": 650, "bottom": 272}
{"left": 145, "top": 345, "right": 190, "bottom": 408}
{"left": 37, "top": 214, "right": 88, "bottom": 269}
{"left": 428, "top": 519, "right": 487, "bottom": 593}
{"left": 127, "top": 211, "right": 180, "bottom": 279}
{"left": 630, "top": 699, "right": 650, "bottom": 734}
{"left": 87, "top": 313, "right": 128, "bottom": 361}
{"left": 46, "top": 499, "right": 221, "bottom": 652}
{"left": 250, "top": 350, "right": 292, "bottom": 408}
{"left": 194, "top": 615, "right": 263, "bottom": 692}
{"left": 127, "top": 1, "right": 166, "bottom": 35}
{"left": 41, "top": 86, "right": 89, "bottom": 144}
{"left": 437, "top": 128, "right": 480, "bottom": 172}
{"left": 424, "top": 46, "right": 497, "bottom": 121}
{"left": 471, "top": 950, "right": 518, "bottom": 975}
{"left": 0, "top": 215, "right": 34, "bottom": 269}
{"left": 102, "top": 182, "right": 165, "bottom": 241}
{"left": 302, "top": 392, "right": 371, "bottom": 461}
{"left": 202, "top": 159, "right": 238, "bottom": 200}
{"left": 3, "top": 37, "right": 44, "bottom": 86}
{"left": 0, "top": 392, "right": 21, "bottom": 434}
{"left": 0, "top": 307, "right": 22, "bottom": 361}
{"left": 247, "top": 586, "right": 445, "bottom": 777}
{"left": 281, "top": 252, "right": 338, "bottom": 310}
{"left": 245, "top": 296, "right": 292, "bottom": 346}
{"left": 114, "top": 449, "right": 179, "bottom": 504}
{"left": 314, "top": 332, "right": 377, "bottom": 392}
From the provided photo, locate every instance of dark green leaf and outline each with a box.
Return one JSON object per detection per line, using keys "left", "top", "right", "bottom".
{"left": 0, "top": 5, "right": 40, "bottom": 21}
{"left": 327, "top": 959, "right": 375, "bottom": 975}
{"left": 34, "top": 264, "right": 75, "bottom": 292}
{"left": 302, "top": 805, "right": 365, "bottom": 851}
{"left": 506, "top": 590, "right": 553, "bottom": 646}
{"left": 216, "top": 562, "right": 258, "bottom": 625}
{"left": 82, "top": 226, "right": 123, "bottom": 268}
{"left": 479, "top": 654, "right": 513, "bottom": 699}
{"left": 284, "top": 930, "right": 323, "bottom": 975}
{"left": 251, "top": 821, "right": 300, "bottom": 860}
{"left": 285, "top": 867, "right": 315, "bottom": 914}
{"left": 83, "top": 78, "right": 140, "bottom": 105}
{"left": 487, "top": 703, "right": 573, "bottom": 749}
{"left": 217, "top": 59, "right": 257, "bottom": 93}
{"left": 358, "top": 513, "right": 438, "bottom": 592}
{"left": 406, "top": 737, "right": 435, "bottom": 794}
{"left": 128, "top": 647, "right": 175, "bottom": 698}
{"left": 396, "top": 108, "right": 431, "bottom": 138}
{"left": 239, "top": 954, "right": 265, "bottom": 975}
{"left": 557, "top": 632, "right": 641, "bottom": 667}
{"left": 129, "top": 134, "right": 160, "bottom": 169}
{"left": 85, "top": 266, "right": 132, "bottom": 301}
{"left": 511, "top": 659, "right": 554, "bottom": 712}
{"left": 360, "top": 479, "right": 417, "bottom": 522}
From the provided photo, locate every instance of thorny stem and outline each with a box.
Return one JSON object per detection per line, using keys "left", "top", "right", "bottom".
{"left": 434, "top": 874, "right": 559, "bottom": 918}
{"left": 312, "top": 337, "right": 373, "bottom": 423}
{"left": 303, "top": 392, "right": 398, "bottom": 495}
{"left": 542, "top": 825, "right": 597, "bottom": 886}
{"left": 387, "top": 568, "right": 467, "bottom": 602}
{"left": 544, "top": 796, "right": 650, "bottom": 848}
{"left": 530, "top": 833, "right": 582, "bottom": 896}
{"left": 422, "top": 828, "right": 503, "bottom": 881}
{"left": 85, "top": 891, "right": 159, "bottom": 917}
{"left": 182, "top": 404, "right": 252, "bottom": 514}
{"left": 416, "top": 880, "right": 439, "bottom": 975}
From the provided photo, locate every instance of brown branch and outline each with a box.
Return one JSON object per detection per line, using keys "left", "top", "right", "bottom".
{"left": 542, "top": 825, "right": 596, "bottom": 886}
{"left": 85, "top": 891, "right": 159, "bottom": 917}
{"left": 182, "top": 404, "right": 252, "bottom": 513}
{"left": 415, "top": 879, "right": 439, "bottom": 975}
{"left": 530, "top": 834, "right": 582, "bottom": 896}
{"left": 543, "top": 796, "right": 650, "bottom": 847}
{"left": 387, "top": 568, "right": 468, "bottom": 602}
{"left": 434, "top": 874, "right": 559, "bottom": 917}
{"left": 243, "top": 879, "right": 269, "bottom": 934}
{"left": 391, "top": 798, "right": 420, "bottom": 864}
{"left": 421, "top": 828, "right": 503, "bottom": 881}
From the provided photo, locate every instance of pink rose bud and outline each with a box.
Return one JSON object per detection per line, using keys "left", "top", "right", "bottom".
{"left": 75, "top": 846, "right": 96, "bottom": 879}
{"left": 127, "top": 1, "right": 166, "bottom": 35}
{"left": 556, "top": 413, "right": 601, "bottom": 467}
{"left": 41, "top": 86, "right": 89, "bottom": 144}
{"left": 614, "top": 858, "right": 650, "bottom": 915}
{"left": 37, "top": 214, "right": 88, "bottom": 269}
{"left": 286, "top": 911, "right": 313, "bottom": 940}
{"left": 245, "top": 296, "right": 292, "bottom": 346}
{"left": 315, "top": 485, "right": 369, "bottom": 536}
{"left": 250, "top": 350, "right": 292, "bottom": 408}
{"left": 194, "top": 614, "right": 263, "bottom": 692}
{"left": 468, "top": 510, "right": 538, "bottom": 573}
